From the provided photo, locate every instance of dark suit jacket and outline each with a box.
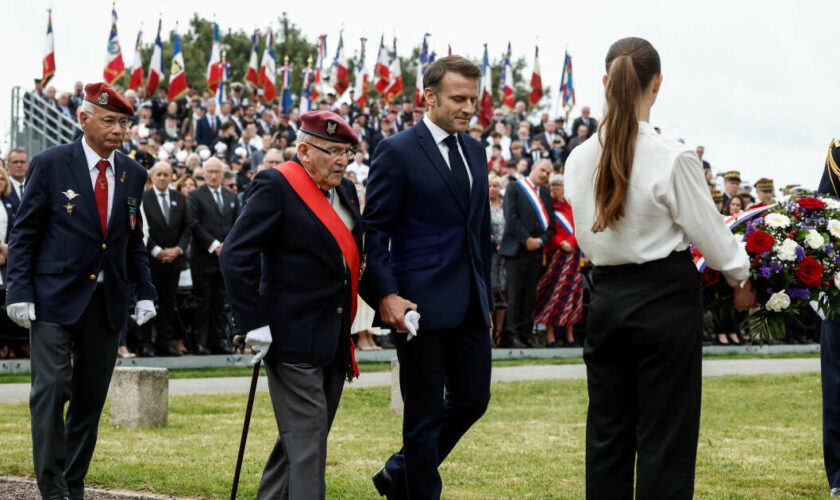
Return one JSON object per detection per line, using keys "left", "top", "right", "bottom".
{"left": 571, "top": 116, "right": 598, "bottom": 138}
{"left": 5, "top": 138, "right": 156, "bottom": 330}
{"left": 195, "top": 115, "right": 221, "bottom": 147}
{"left": 220, "top": 166, "right": 362, "bottom": 368}
{"left": 187, "top": 184, "right": 240, "bottom": 274}
{"left": 362, "top": 120, "right": 494, "bottom": 331}
{"left": 500, "top": 179, "right": 556, "bottom": 259}
{"left": 142, "top": 188, "right": 191, "bottom": 273}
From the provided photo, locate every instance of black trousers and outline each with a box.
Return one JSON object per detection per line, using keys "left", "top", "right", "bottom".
{"left": 382, "top": 309, "right": 492, "bottom": 499}
{"left": 138, "top": 268, "right": 180, "bottom": 349}
{"left": 584, "top": 251, "right": 702, "bottom": 500}
{"left": 822, "top": 314, "right": 840, "bottom": 488}
{"left": 191, "top": 268, "right": 227, "bottom": 349}
{"left": 29, "top": 288, "right": 119, "bottom": 500}
{"left": 504, "top": 255, "right": 543, "bottom": 340}
{"left": 257, "top": 355, "right": 345, "bottom": 500}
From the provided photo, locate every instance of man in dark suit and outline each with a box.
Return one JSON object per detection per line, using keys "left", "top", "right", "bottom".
{"left": 819, "top": 138, "right": 840, "bottom": 497}
{"left": 5, "top": 149, "right": 28, "bottom": 218}
{"left": 220, "top": 111, "right": 362, "bottom": 499}
{"left": 363, "top": 56, "right": 493, "bottom": 499}
{"left": 5, "top": 82, "right": 156, "bottom": 500}
{"left": 187, "top": 157, "right": 240, "bottom": 354}
{"left": 571, "top": 106, "right": 598, "bottom": 139}
{"left": 500, "top": 159, "right": 555, "bottom": 348}
{"left": 195, "top": 105, "right": 221, "bottom": 147}
{"left": 140, "top": 162, "right": 191, "bottom": 357}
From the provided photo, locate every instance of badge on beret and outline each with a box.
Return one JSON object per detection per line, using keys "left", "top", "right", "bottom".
{"left": 98, "top": 92, "right": 109, "bottom": 105}
{"left": 326, "top": 120, "right": 338, "bottom": 136}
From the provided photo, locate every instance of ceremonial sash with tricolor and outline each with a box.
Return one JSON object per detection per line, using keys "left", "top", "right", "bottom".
{"left": 275, "top": 161, "right": 361, "bottom": 377}
{"left": 555, "top": 211, "right": 573, "bottom": 236}
{"left": 518, "top": 178, "right": 550, "bottom": 231}
{"left": 693, "top": 202, "right": 778, "bottom": 272}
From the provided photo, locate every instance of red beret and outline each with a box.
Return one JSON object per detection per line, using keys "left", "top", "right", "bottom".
{"left": 84, "top": 82, "right": 134, "bottom": 116}
{"left": 299, "top": 111, "right": 358, "bottom": 146}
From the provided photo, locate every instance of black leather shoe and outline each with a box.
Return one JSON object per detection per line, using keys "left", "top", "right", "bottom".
{"left": 520, "top": 335, "right": 537, "bottom": 348}
{"left": 194, "top": 343, "right": 211, "bottom": 355}
{"left": 372, "top": 466, "right": 406, "bottom": 499}
{"left": 138, "top": 344, "right": 156, "bottom": 357}
{"left": 156, "top": 342, "right": 183, "bottom": 357}
{"left": 507, "top": 336, "right": 527, "bottom": 348}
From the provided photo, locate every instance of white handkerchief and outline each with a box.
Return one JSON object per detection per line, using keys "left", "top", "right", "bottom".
{"left": 405, "top": 311, "right": 421, "bottom": 341}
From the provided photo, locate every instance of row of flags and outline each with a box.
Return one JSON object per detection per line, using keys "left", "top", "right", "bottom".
{"left": 39, "top": 8, "right": 577, "bottom": 119}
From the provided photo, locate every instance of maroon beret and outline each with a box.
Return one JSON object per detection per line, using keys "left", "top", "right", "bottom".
{"left": 299, "top": 110, "right": 358, "bottom": 146}
{"left": 84, "top": 82, "right": 134, "bottom": 116}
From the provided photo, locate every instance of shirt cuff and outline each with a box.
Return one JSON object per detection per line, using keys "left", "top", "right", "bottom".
{"left": 208, "top": 240, "right": 221, "bottom": 254}
{"left": 151, "top": 246, "right": 162, "bottom": 257}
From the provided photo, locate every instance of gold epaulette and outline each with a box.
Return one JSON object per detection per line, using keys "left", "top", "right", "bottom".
{"left": 826, "top": 139, "right": 840, "bottom": 196}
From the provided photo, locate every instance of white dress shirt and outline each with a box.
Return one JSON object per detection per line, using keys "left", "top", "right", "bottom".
{"left": 150, "top": 187, "right": 169, "bottom": 258}
{"left": 81, "top": 136, "right": 115, "bottom": 222}
{"left": 207, "top": 186, "right": 226, "bottom": 254}
{"left": 423, "top": 114, "right": 473, "bottom": 187}
{"left": 565, "top": 121, "right": 749, "bottom": 286}
{"left": 9, "top": 178, "right": 24, "bottom": 201}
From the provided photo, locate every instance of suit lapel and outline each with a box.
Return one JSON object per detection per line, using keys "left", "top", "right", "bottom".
{"left": 460, "top": 133, "right": 486, "bottom": 223}
{"left": 68, "top": 140, "right": 101, "bottom": 237}
{"left": 106, "top": 155, "right": 127, "bottom": 236}
{"left": 414, "top": 121, "right": 468, "bottom": 216}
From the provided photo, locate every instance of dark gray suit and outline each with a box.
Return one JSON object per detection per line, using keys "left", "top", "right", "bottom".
{"left": 187, "top": 184, "right": 240, "bottom": 352}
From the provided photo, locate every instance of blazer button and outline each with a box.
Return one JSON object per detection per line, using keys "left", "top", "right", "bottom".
{"left": 89, "top": 274, "right": 96, "bottom": 280}
{"left": 336, "top": 307, "right": 344, "bottom": 314}
{"left": 101, "top": 243, "right": 107, "bottom": 250}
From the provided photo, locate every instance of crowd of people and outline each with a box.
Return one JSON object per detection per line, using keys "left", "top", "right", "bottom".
{"left": 0, "top": 78, "right": 809, "bottom": 360}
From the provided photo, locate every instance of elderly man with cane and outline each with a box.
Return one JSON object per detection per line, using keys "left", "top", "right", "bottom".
{"left": 220, "top": 110, "right": 363, "bottom": 499}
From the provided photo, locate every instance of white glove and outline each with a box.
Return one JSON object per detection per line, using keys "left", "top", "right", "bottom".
{"left": 131, "top": 300, "right": 157, "bottom": 326}
{"left": 245, "top": 325, "right": 272, "bottom": 364}
{"left": 404, "top": 311, "right": 421, "bottom": 341}
{"left": 7, "top": 302, "right": 36, "bottom": 329}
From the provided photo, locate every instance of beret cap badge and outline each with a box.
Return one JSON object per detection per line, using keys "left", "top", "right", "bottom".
{"left": 98, "top": 92, "right": 109, "bottom": 105}
{"left": 326, "top": 120, "right": 338, "bottom": 136}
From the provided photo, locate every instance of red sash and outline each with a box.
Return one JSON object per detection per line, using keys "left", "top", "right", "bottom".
{"left": 275, "top": 161, "right": 360, "bottom": 377}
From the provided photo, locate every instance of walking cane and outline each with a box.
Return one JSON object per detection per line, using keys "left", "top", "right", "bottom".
{"left": 231, "top": 334, "right": 260, "bottom": 500}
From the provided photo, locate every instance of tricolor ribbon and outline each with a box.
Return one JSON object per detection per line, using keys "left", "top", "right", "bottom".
{"left": 694, "top": 202, "right": 778, "bottom": 272}
{"left": 518, "top": 178, "right": 550, "bottom": 232}
{"left": 555, "top": 211, "right": 573, "bottom": 236}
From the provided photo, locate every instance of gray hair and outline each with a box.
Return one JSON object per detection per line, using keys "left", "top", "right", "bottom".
{"left": 549, "top": 174, "right": 564, "bottom": 185}
{"left": 79, "top": 100, "right": 94, "bottom": 121}
{"left": 295, "top": 131, "right": 313, "bottom": 156}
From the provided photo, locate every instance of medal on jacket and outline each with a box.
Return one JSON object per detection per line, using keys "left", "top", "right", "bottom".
{"left": 127, "top": 197, "right": 138, "bottom": 230}
{"left": 63, "top": 203, "right": 74, "bottom": 214}
{"left": 359, "top": 234, "right": 367, "bottom": 279}
{"left": 120, "top": 171, "right": 126, "bottom": 183}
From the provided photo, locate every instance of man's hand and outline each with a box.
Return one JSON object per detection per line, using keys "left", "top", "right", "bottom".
{"left": 734, "top": 280, "right": 758, "bottom": 311}
{"left": 379, "top": 293, "right": 418, "bottom": 331}
{"left": 214, "top": 243, "right": 224, "bottom": 256}
{"left": 245, "top": 326, "right": 272, "bottom": 364}
{"left": 560, "top": 241, "right": 573, "bottom": 252}
{"left": 132, "top": 300, "right": 157, "bottom": 326}
{"left": 7, "top": 302, "right": 36, "bottom": 329}
{"left": 525, "top": 237, "right": 542, "bottom": 251}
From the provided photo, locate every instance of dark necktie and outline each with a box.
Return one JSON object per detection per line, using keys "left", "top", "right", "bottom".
{"left": 159, "top": 192, "right": 170, "bottom": 224}
{"left": 214, "top": 189, "right": 224, "bottom": 214}
{"left": 442, "top": 135, "right": 470, "bottom": 201}
{"left": 95, "top": 160, "right": 109, "bottom": 235}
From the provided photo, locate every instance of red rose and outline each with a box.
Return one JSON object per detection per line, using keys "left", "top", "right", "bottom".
{"left": 745, "top": 230, "right": 775, "bottom": 254}
{"left": 797, "top": 256, "right": 824, "bottom": 287}
{"left": 798, "top": 197, "right": 826, "bottom": 211}
{"left": 700, "top": 268, "right": 721, "bottom": 287}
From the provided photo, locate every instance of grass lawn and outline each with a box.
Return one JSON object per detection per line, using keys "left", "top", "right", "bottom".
{"left": 0, "top": 373, "right": 827, "bottom": 498}
{"left": 0, "top": 352, "right": 820, "bottom": 385}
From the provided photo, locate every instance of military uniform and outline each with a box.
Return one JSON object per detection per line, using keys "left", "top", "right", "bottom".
{"left": 721, "top": 170, "right": 741, "bottom": 208}
{"left": 819, "top": 139, "right": 840, "bottom": 496}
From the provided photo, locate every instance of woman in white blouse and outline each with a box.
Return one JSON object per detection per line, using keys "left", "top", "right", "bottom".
{"left": 565, "top": 37, "right": 756, "bottom": 498}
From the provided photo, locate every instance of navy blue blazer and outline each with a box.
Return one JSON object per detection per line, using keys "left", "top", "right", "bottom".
{"left": 195, "top": 115, "right": 221, "bottom": 147}
{"left": 5, "top": 139, "right": 156, "bottom": 330}
{"left": 362, "top": 120, "right": 493, "bottom": 330}
{"left": 219, "top": 165, "right": 363, "bottom": 368}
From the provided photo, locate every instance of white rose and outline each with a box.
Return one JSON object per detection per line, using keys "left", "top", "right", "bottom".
{"left": 825, "top": 199, "right": 840, "bottom": 210}
{"left": 828, "top": 220, "right": 840, "bottom": 239}
{"left": 775, "top": 238, "right": 800, "bottom": 261}
{"left": 835, "top": 274, "right": 840, "bottom": 290}
{"left": 805, "top": 230, "right": 826, "bottom": 250}
{"left": 765, "top": 291, "right": 791, "bottom": 312}
{"left": 764, "top": 213, "right": 790, "bottom": 229}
